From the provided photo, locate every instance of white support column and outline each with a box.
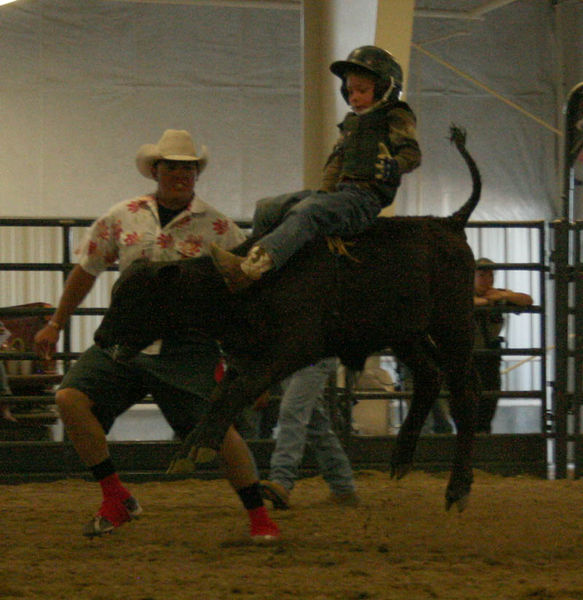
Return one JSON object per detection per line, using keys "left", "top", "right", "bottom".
{"left": 375, "top": 0, "right": 415, "bottom": 99}
{"left": 302, "top": 0, "right": 377, "bottom": 188}
{"left": 301, "top": 0, "right": 326, "bottom": 189}
{"left": 375, "top": 0, "right": 415, "bottom": 216}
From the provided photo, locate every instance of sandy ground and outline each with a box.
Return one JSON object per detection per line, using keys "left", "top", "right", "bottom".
{"left": 1, "top": 469, "right": 583, "bottom": 600}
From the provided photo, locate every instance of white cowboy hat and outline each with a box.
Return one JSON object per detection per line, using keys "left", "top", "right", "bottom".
{"left": 136, "top": 129, "right": 209, "bottom": 179}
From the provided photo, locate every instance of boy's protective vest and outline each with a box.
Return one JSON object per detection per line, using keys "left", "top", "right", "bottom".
{"left": 338, "top": 101, "right": 412, "bottom": 181}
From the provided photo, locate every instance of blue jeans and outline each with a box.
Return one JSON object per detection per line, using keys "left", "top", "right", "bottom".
{"left": 269, "top": 357, "right": 355, "bottom": 496}
{"left": 252, "top": 190, "right": 312, "bottom": 237}
{"left": 255, "top": 184, "right": 385, "bottom": 269}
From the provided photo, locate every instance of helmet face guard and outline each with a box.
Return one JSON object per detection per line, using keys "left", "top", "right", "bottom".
{"left": 330, "top": 45, "right": 403, "bottom": 104}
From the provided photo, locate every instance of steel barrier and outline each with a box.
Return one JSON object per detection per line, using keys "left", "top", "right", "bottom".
{"left": 0, "top": 217, "right": 551, "bottom": 479}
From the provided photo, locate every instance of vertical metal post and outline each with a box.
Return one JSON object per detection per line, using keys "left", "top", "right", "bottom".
{"left": 563, "top": 83, "right": 583, "bottom": 221}
{"left": 538, "top": 223, "right": 549, "bottom": 439}
{"left": 553, "top": 218, "right": 570, "bottom": 478}
{"left": 574, "top": 225, "right": 583, "bottom": 477}
{"left": 557, "top": 82, "right": 583, "bottom": 476}
{"left": 60, "top": 222, "right": 73, "bottom": 373}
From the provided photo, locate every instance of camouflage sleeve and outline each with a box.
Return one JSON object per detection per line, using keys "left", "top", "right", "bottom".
{"left": 319, "top": 135, "right": 344, "bottom": 192}
{"left": 388, "top": 106, "right": 422, "bottom": 175}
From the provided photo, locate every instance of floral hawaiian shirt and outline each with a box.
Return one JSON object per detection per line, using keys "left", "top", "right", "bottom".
{"left": 77, "top": 194, "right": 246, "bottom": 276}
{"left": 75, "top": 193, "right": 246, "bottom": 360}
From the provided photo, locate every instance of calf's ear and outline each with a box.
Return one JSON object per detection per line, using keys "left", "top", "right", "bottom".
{"left": 156, "top": 263, "right": 181, "bottom": 284}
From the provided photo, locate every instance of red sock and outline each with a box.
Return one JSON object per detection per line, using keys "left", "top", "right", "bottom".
{"left": 96, "top": 474, "right": 133, "bottom": 526}
{"left": 99, "top": 473, "right": 132, "bottom": 503}
{"left": 97, "top": 497, "right": 131, "bottom": 527}
{"left": 248, "top": 506, "right": 280, "bottom": 538}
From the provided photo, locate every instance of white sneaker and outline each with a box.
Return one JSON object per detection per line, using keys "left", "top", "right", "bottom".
{"left": 241, "top": 245, "right": 274, "bottom": 280}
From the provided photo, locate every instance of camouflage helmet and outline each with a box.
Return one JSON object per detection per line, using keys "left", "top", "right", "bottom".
{"left": 330, "top": 45, "right": 403, "bottom": 104}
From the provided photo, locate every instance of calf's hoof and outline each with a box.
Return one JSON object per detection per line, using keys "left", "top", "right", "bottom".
{"left": 390, "top": 462, "right": 413, "bottom": 480}
{"left": 190, "top": 446, "right": 218, "bottom": 464}
{"left": 166, "top": 457, "right": 195, "bottom": 475}
{"left": 166, "top": 447, "right": 218, "bottom": 475}
{"left": 445, "top": 475, "right": 472, "bottom": 512}
{"left": 445, "top": 491, "right": 470, "bottom": 513}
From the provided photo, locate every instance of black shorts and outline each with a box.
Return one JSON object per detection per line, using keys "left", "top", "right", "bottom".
{"left": 59, "top": 343, "right": 219, "bottom": 438}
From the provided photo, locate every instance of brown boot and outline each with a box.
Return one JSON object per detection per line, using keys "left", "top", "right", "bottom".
{"left": 260, "top": 480, "right": 291, "bottom": 510}
{"left": 209, "top": 243, "right": 255, "bottom": 293}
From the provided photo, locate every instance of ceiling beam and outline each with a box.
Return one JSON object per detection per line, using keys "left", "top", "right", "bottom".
{"left": 415, "top": 0, "right": 518, "bottom": 20}
{"left": 105, "top": 0, "right": 522, "bottom": 18}
{"left": 103, "top": 0, "right": 301, "bottom": 8}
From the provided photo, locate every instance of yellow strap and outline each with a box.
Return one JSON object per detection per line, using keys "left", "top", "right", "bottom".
{"left": 325, "top": 237, "right": 361, "bottom": 263}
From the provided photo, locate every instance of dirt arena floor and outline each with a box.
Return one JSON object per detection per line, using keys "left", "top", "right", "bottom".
{"left": 1, "top": 469, "right": 583, "bottom": 600}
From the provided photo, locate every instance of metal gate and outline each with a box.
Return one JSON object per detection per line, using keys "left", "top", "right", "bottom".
{"left": 552, "top": 82, "right": 583, "bottom": 478}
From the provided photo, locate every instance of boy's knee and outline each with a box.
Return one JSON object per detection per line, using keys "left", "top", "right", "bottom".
{"left": 253, "top": 191, "right": 311, "bottom": 235}
{"left": 253, "top": 196, "right": 281, "bottom": 233}
{"left": 255, "top": 196, "right": 275, "bottom": 213}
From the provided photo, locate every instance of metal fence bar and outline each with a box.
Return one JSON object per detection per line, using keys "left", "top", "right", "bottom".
{"left": 554, "top": 82, "right": 583, "bottom": 478}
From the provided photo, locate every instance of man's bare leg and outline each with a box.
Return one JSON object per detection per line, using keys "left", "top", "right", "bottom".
{"left": 56, "top": 388, "right": 108, "bottom": 466}
{"left": 56, "top": 388, "right": 141, "bottom": 537}
{"left": 219, "top": 425, "right": 279, "bottom": 542}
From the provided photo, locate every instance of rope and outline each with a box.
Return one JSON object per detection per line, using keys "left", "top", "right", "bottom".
{"left": 325, "top": 236, "right": 361, "bottom": 263}
{"left": 412, "top": 43, "right": 562, "bottom": 136}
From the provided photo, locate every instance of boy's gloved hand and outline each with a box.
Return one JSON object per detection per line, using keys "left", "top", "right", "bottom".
{"left": 375, "top": 142, "right": 400, "bottom": 185}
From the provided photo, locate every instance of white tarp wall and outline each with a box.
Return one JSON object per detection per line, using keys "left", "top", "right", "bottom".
{"left": 2, "top": 1, "right": 582, "bottom": 225}
{"left": 403, "top": 0, "right": 576, "bottom": 221}
{"left": 0, "top": 0, "right": 302, "bottom": 221}
{"left": 1, "top": 0, "right": 582, "bottom": 434}
{"left": 401, "top": 0, "right": 582, "bottom": 426}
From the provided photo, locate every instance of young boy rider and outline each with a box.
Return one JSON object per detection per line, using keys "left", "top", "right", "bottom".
{"left": 211, "top": 45, "right": 421, "bottom": 291}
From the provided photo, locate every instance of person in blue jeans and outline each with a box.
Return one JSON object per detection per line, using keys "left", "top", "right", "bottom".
{"left": 261, "top": 357, "right": 359, "bottom": 509}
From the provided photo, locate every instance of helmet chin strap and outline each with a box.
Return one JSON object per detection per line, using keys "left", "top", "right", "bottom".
{"left": 381, "top": 78, "right": 403, "bottom": 103}
{"left": 356, "top": 77, "right": 399, "bottom": 116}
{"left": 382, "top": 79, "right": 396, "bottom": 102}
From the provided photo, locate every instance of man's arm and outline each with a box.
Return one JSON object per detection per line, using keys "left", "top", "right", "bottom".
{"left": 480, "top": 288, "right": 534, "bottom": 307}
{"left": 34, "top": 265, "right": 97, "bottom": 359}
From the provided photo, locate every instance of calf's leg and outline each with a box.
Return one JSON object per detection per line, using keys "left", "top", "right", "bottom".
{"left": 171, "top": 353, "right": 313, "bottom": 466}
{"left": 390, "top": 337, "right": 443, "bottom": 479}
{"left": 432, "top": 323, "right": 477, "bottom": 512}
{"left": 442, "top": 359, "right": 478, "bottom": 512}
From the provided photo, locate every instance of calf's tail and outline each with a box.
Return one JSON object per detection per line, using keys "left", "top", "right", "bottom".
{"left": 448, "top": 124, "right": 482, "bottom": 228}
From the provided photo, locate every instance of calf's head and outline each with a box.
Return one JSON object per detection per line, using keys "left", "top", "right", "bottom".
{"left": 94, "top": 259, "right": 180, "bottom": 360}
{"left": 95, "top": 255, "right": 233, "bottom": 362}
